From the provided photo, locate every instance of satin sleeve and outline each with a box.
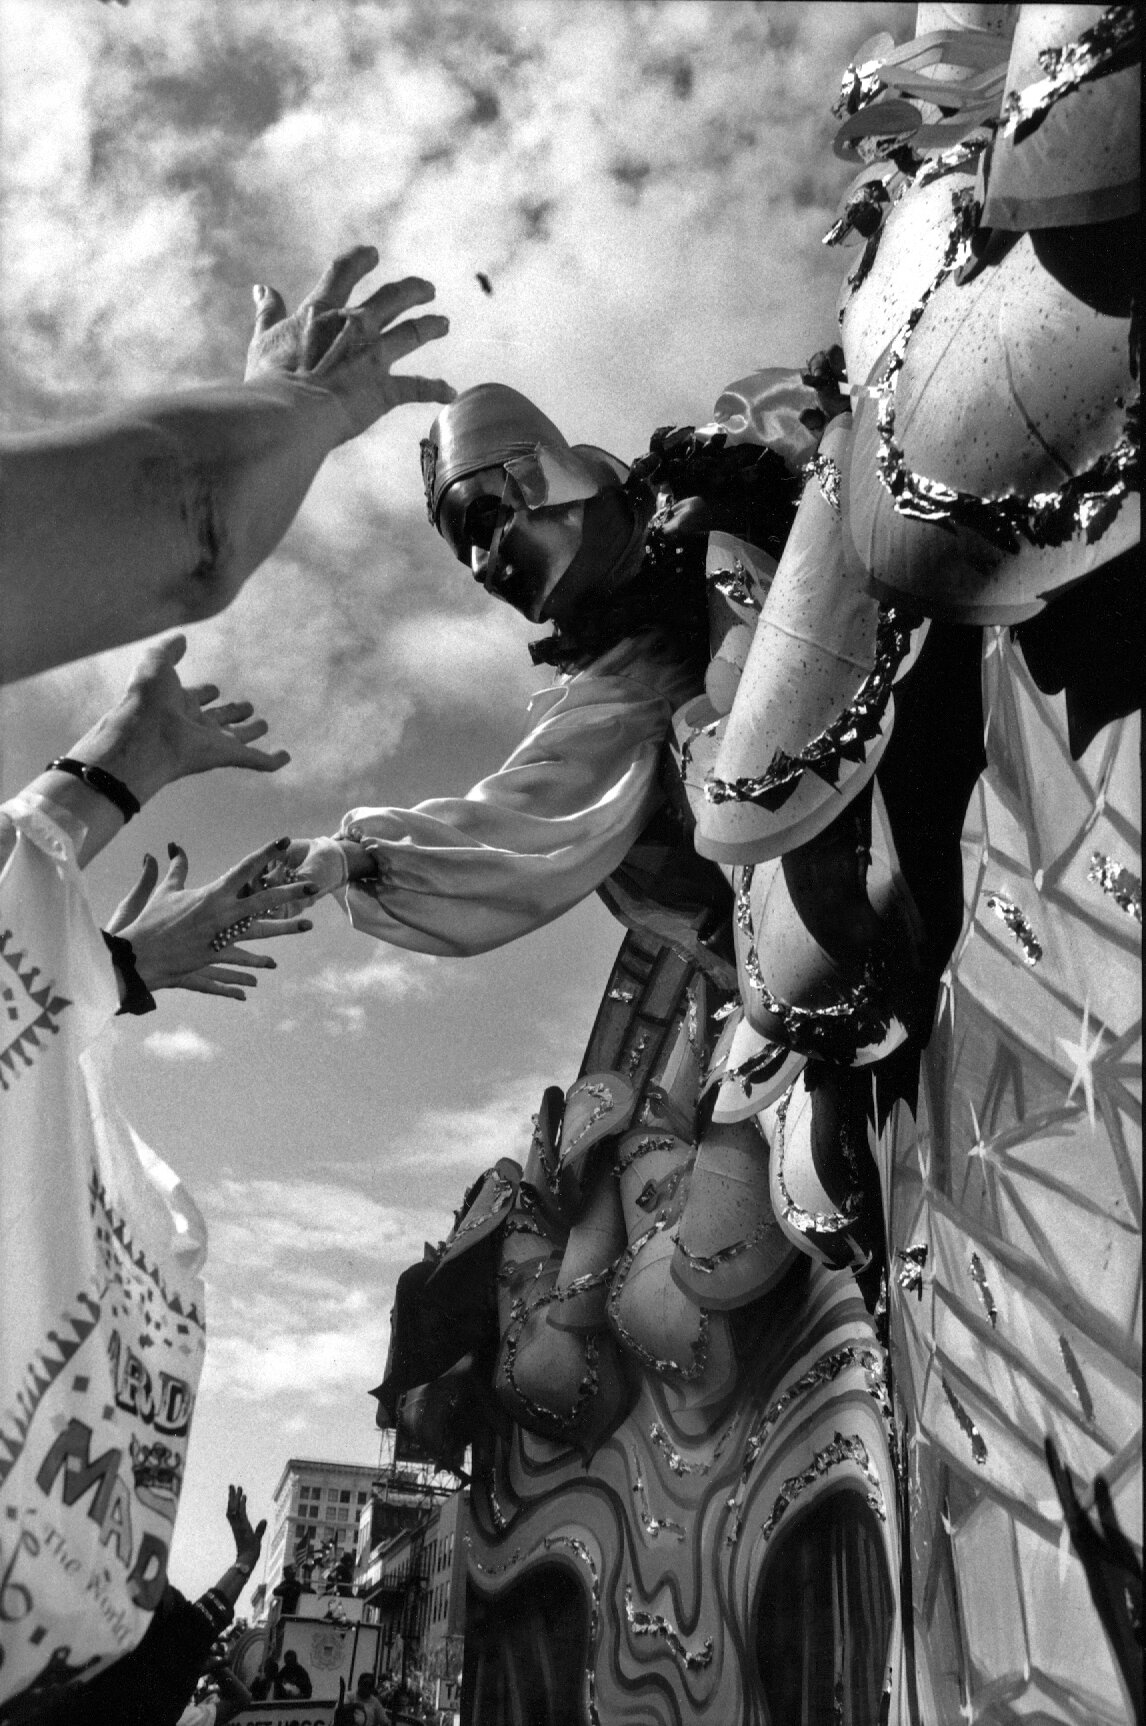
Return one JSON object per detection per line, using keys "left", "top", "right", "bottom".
{"left": 338, "top": 632, "right": 701, "bottom": 956}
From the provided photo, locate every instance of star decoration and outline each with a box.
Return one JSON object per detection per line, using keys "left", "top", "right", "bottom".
{"left": 966, "top": 1101, "right": 994, "bottom": 1167}
{"left": 937, "top": 967, "right": 957, "bottom": 1038}
{"left": 1056, "top": 1002, "right": 1106, "bottom": 1131}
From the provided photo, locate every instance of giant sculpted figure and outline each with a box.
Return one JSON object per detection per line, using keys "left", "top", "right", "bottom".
{"left": 285, "top": 8, "right": 1140, "bottom": 1723}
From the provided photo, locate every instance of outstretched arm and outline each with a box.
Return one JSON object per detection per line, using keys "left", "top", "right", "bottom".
{"left": 1, "top": 247, "right": 453, "bottom": 684}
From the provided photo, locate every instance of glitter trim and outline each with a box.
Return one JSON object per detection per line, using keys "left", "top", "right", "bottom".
{"left": 726, "top": 1347, "right": 889, "bottom": 1545}
{"left": 759, "top": 1431, "right": 887, "bottom": 1543}
{"left": 631, "top": 1453, "right": 686, "bottom": 1541}
{"left": 1088, "top": 852, "right": 1142, "bottom": 922}
{"left": 832, "top": 55, "right": 885, "bottom": 121}
{"left": 999, "top": 6, "right": 1140, "bottom": 143}
{"left": 803, "top": 451, "right": 843, "bottom": 514}
{"left": 623, "top": 1586, "right": 714, "bottom": 1671}
{"left": 649, "top": 1421, "right": 713, "bottom": 1478}
{"left": 969, "top": 1253, "right": 998, "bottom": 1329}
{"left": 985, "top": 893, "right": 1043, "bottom": 965}
{"left": 1058, "top": 1335, "right": 1096, "bottom": 1425}
{"left": 941, "top": 1378, "right": 988, "bottom": 1465}
{"left": 702, "top": 605, "right": 916, "bottom": 810}
{"left": 737, "top": 877, "right": 894, "bottom": 1064}
{"left": 606, "top": 1216, "right": 711, "bottom": 1380}
{"left": 874, "top": 187, "right": 1141, "bottom": 550}
{"left": 895, "top": 1243, "right": 929, "bottom": 1298}
{"left": 482, "top": 1467, "right": 509, "bottom": 1534}
{"left": 625, "top": 1033, "right": 651, "bottom": 1077}
{"left": 726, "top": 1038, "right": 791, "bottom": 1097}
{"left": 559, "top": 1082, "right": 616, "bottom": 1161}
{"left": 823, "top": 179, "right": 890, "bottom": 248}
{"left": 615, "top": 1133, "right": 680, "bottom": 1173}
{"left": 443, "top": 1168, "right": 516, "bottom": 1248}
{"left": 608, "top": 985, "right": 638, "bottom": 1003}
{"left": 465, "top": 1534, "right": 523, "bottom": 1577}
{"left": 708, "top": 558, "right": 763, "bottom": 611}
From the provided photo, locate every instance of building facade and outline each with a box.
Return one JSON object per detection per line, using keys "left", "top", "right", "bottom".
{"left": 356, "top": 1479, "right": 468, "bottom": 1719}
{"left": 264, "top": 1457, "right": 380, "bottom": 1607}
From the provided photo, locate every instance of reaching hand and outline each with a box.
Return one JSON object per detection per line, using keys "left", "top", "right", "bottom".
{"left": 66, "top": 634, "right": 291, "bottom": 813}
{"left": 226, "top": 1484, "right": 267, "bottom": 1573}
{"left": 112, "top": 838, "right": 316, "bottom": 1000}
{"left": 263, "top": 836, "right": 351, "bottom": 905}
{"left": 245, "top": 246, "right": 455, "bottom": 443}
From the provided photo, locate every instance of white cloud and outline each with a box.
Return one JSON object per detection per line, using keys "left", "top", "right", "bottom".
{"left": 143, "top": 1025, "right": 218, "bottom": 1062}
{"left": 385, "top": 1070, "right": 548, "bottom": 1170}
{"left": 308, "top": 948, "right": 435, "bottom": 1003}
{"left": 195, "top": 1173, "right": 452, "bottom": 1401}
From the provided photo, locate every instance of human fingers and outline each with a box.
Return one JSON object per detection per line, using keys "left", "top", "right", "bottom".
{"left": 198, "top": 964, "right": 259, "bottom": 989}
{"left": 106, "top": 853, "right": 159, "bottom": 934}
{"left": 164, "top": 841, "right": 190, "bottom": 892}
{"left": 127, "top": 634, "right": 187, "bottom": 690}
{"left": 247, "top": 880, "right": 321, "bottom": 917}
{"left": 372, "top": 314, "right": 450, "bottom": 368}
{"left": 217, "top": 739, "right": 292, "bottom": 774}
{"left": 225, "top": 717, "right": 270, "bottom": 745}
{"left": 298, "top": 244, "right": 380, "bottom": 315}
{"left": 222, "top": 835, "right": 292, "bottom": 892}
{"left": 187, "top": 683, "right": 221, "bottom": 707}
{"left": 179, "top": 973, "right": 249, "bottom": 1001}
{"left": 386, "top": 374, "right": 458, "bottom": 407}
{"left": 252, "top": 284, "right": 288, "bottom": 337}
{"left": 238, "top": 916, "right": 315, "bottom": 940}
{"left": 227, "top": 1485, "right": 240, "bottom": 1518}
{"left": 352, "top": 274, "right": 436, "bottom": 335}
{"left": 221, "top": 947, "right": 276, "bottom": 968}
{"left": 202, "top": 700, "right": 255, "bottom": 727}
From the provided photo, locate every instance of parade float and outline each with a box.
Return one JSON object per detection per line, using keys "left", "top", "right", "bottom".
{"left": 374, "top": 7, "right": 1141, "bottom": 1722}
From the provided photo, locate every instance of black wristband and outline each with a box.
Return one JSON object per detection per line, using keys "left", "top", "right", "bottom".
{"left": 47, "top": 757, "right": 141, "bottom": 823}
{"left": 101, "top": 931, "right": 157, "bottom": 1017}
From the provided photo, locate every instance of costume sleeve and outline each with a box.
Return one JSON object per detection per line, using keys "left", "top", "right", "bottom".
{"left": 339, "top": 633, "right": 700, "bottom": 956}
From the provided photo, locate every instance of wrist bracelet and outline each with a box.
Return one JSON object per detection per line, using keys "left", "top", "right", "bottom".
{"left": 101, "top": 931, "right": 157, "bottom": 1017}
{"left": 47, "top": 757, "right": 141, "bottom": 823}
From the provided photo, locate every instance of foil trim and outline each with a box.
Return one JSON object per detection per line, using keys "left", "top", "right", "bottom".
{"left": 465, "top": 1534, "right": 523, "bottom": 1578}
{"left": 1088, "top": 851, "right": 1142, "bottom": 922}
{"left": 708, "top": 558, "right": 764, "bottom": 612}
{"left": 726, "top": 1346, "right": 889, "bottom": 1545}
{"left": 832, "top": 55, "right": 886, "bottom": 121}
{"left": 726, "top": 1038, "right": 790, "bottom": 1097}
{"left": 606, "top": 1215, "right": 711, "bottom": 1381}
{"left": 631, "top": 1453, "right": 686, "bottom": 1541}
{"left": 875, "top": 188, "right": 1141, "bottom": 549}
{"left": 623, "top": 1585, "right": 715, "bottom": 1672}
{"left": 444, "top": 1168, "right": 516, "bottom": 1247}
{"left": 823, "top": 180, "right": 890, "bottom": 248}
{"left": 482, "top": 1467, "right": 509, "bottom": 1535}
{"left": 759, "top": 1431, "right": 887, "bottom": 1544}
{"left": 803, "top": 451, "right": 843, "bottom": 513}
{"left": 626, "top": 1032, "right": 651, "bottom": 1077}
{"left": 736, "top": 873, "right": 895, "bottom": 1063}
{"left": 999, "top": 5, "right": 1140, "bottom": 142}
{"left": 702, "top": 605, "right": 916, "bottom": 811}
{"left": 649, "top": 1421, "right": 714, "bottom": 1478}
{"left": 969, "top": 1253, "right": 998, "bottom": 1329}
{"left": 1058, "top": 1334, "right": 1096, "bottom": 1425}
{"left": 616, "top": 1133, "right": 680, "bottom": 1173}
{"left": 942, "top": 1377, "right": 988, "bottom": 1465}
{"left": 608, "top": 985, "right": 638, "bottom": 1003}
{"left": 985, "top": 893, "right": 1043, "bottom": 965}
{"left": 560, "top": 1082, "right": 616, "bottom": 1159}
{"left": 500, "top": 1293, "right": 602, "bottom": 1437}
{"left": 895, "top": 1243, "right": 929, "bottom": 1298}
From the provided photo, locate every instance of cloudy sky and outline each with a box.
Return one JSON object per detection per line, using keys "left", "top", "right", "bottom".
{"left": 0, "top": 0, "right": 911, "bottom": 1602}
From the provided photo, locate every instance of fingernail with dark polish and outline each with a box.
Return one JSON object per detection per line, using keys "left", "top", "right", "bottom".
{"left": 276, "top": 836, "right": 290, "bottom": 849}
{"left": 167, "top": 842, "right": 181, "bottom": 860}
{"left": 300, "top": 921, "right": 314, "bottom": 932}
{"left": 304, "top": 884, "right": 320, "bottom": 896}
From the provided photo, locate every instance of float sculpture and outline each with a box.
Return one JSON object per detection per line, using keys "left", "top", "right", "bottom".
{"left": 374, "top": 7, "right": 1140, "bottom": 1722}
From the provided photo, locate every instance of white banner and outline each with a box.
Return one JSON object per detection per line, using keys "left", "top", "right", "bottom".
{"left": 0, "top": 798, "right": 207, "bottom": 1702}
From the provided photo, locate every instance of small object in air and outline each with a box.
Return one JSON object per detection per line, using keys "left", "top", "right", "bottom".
{"left": 476, "top": 271, "right": 493, "bottom": 295}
